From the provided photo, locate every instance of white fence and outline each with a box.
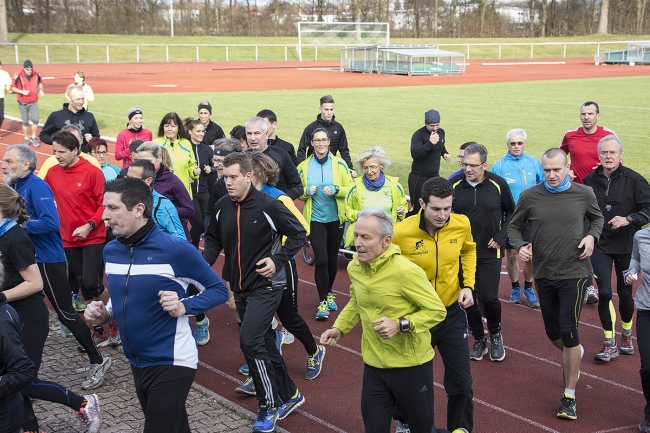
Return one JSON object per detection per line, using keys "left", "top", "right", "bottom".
{"left": 0, "top": 40, "right": 638, "bottom": 64}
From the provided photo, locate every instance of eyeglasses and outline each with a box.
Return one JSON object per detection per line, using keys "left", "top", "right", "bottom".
{"left": 461, "top": 162, "right": 484, "bottom": 169}
{"left": 91, "top": 151, "right": 107, "bottom": 155}
{"left": 312, "top": 138, "right": 329, "bottom": 144}
{"left": 508, "top": 141, "right": 525, "bottom": 146}
{"left": 362, "top": 164, "right": 381, "bottom": 172}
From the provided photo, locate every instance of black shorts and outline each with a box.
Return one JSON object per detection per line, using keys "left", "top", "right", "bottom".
{"left": 506, "top": 221, "right": 531, "bottom": 250}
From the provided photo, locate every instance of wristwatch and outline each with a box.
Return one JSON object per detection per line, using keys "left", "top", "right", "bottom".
{"left": 87, "top": 221, "right": 96, "bottom": 230}
{"left": 399, "top": 317, "right": 410, "bottom": 333}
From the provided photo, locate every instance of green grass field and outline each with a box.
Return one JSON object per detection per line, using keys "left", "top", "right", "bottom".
{"left": 3, "top": 33, "right": 650, "bottom": 64}
{"left": 7, "top": 75, "right": 647, "bottom": 192}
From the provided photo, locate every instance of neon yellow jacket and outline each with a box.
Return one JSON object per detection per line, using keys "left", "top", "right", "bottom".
{"left": 297, "top": 153, "right": 353, "bottom": 224}
{"left": 154, "top": 137, "right": 198, "bottom": 198}
{"left": 344, "top": 175, "right": 408, "bottom": 247}
{"left": 333, "top": 244, "right": 447, "bottom": 369}
{"left": 393, "top": 212, "right": 476, "bottom": 307}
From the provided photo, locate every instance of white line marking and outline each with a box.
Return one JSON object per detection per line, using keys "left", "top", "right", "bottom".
{"left": 482, "top": 61, "right": 567, "bottom": 66}
{"left": 593, "top": 425, "right": 640, "bottom": 433}
{"left": 472, "top": 394, "right": 562, "bottom": 433}
{"left": 42, "top": 76, "right": 55, "bottom": 80}
{"left": 151, "top": 84, "right": 177, "bottom": 87}
{"left": 294, "top": 409, "right": 348, "bottom": 433}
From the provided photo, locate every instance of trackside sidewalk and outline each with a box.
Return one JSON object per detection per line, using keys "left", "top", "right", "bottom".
{"left": 35, "top": 312, "right": 290, "bottom": 433}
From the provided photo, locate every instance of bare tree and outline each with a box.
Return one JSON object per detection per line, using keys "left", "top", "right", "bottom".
{"left": 638, "top": 0, "right": 647, "bottom": 32}
{"left": 0, "top": 0, "right": 7, "bottom": 41}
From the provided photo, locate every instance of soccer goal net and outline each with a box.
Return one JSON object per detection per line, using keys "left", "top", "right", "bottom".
{"left": 296, "top": 22, "right": 390, "bottom": 61}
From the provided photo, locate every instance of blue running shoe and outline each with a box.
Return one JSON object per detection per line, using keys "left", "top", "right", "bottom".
{"left": 508, "top": 287, "right": 521, "bottom": 304}
{"left": 72, "top": 293, "right": 86, "bottom": 312}
{"left": 274, "top": 329, "right": 284, "bottom": 355}
{"left": 239, "top": 364, "right": 249, "bottom": 375}
{"left": 305, "top": 345, "right": 326, "bottom": 380}
{"left": 326, "top": 292, "right": 338, "bottom": 311}
{"left": 235, "top": 377, "right": 256, "bottom": 396}
{"left": 523, "top": 287, "right": 540, "bottom": 308}
{"left": 252, "top": 405, "right": 279, "bottom": 433}
{"left": 195, "top": 317, "right": 210, "bottom": 346}
{"left": 316, "top": 301, "right": 329, "bottom": 320}
{"left": 278, "top": 390, "right": 305, "bottom": 420}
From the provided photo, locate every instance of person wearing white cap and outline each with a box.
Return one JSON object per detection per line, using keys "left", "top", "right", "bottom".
{"left": 407, "top": 109, "right": 451, "bottom": 216}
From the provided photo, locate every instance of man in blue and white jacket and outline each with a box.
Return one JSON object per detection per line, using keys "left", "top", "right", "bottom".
{"left": 85, "top": 177, "right": 229, "bottom": 433}
{"left": 491, "top": 128, "right": 544, "bottom": 307}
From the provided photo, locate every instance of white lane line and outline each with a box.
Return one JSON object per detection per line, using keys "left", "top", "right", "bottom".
{"left": 482, "top": 61, "right": 567, "bottom": 66}
{"left": 198, "top": 360, "right": 347, "bottom": 432}
{"left": 593, "top": 425, "right": 640, "bottom": 433}
{"left": 299, "top": 278, "right": 351, "bottom": 299}
{"left": 471, "top": 393, "right": 562, "bottom": 433}
{"left": 151, "top": 84, "right": 177, "bottom": 87}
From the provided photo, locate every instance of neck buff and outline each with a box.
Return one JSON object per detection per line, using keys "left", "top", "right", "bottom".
{"left": 544, "top": 175, "right": 571, "bottom": 193}
{"left": 314, "top": 153, "right": 329, "bottom": 164}
{"left": 0, "top": 218, "right": 17, "bottom": 238}
{"left": 363, "top": 171, "right": 386, "bottom": 191}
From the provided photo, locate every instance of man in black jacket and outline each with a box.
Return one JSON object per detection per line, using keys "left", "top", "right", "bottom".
{"left": 203, "top": 152, "right": 306, "bottom": 433}
{"left": 583, "top": 135, "right": 650, "bottom": 362}
{"left": 257, "top": 109, "right": 297, "bottom": 166}
{"left": 39, "top": 85, "right": 100, "bottom": 153}
{"left": 408, "top": 109, "right": 452, "bottom": 216}
{"left": 246, "top": 117, "right": 303, "bottom": 200}
{"left": 296, "top": 95, "right": 356, "bottom": 176}
{"left": 449, "top": 143, "right": 515, "bottom": 364}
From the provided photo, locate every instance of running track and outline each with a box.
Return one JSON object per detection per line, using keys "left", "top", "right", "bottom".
{"left": 2, "top": 57, "right": 649, "bottom": 432}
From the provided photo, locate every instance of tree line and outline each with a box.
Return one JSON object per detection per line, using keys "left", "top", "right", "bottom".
{"left": 3, "top": 0, "right": 648, "bottom": 38}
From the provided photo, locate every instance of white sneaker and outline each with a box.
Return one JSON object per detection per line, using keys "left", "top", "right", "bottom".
{"left": 271, "top": 316, "right": 279, "bottom": 329}
{"left": 585, "top": 285, "right": 599, "bottom": 304}
{"left": 82, "top": 356, "right": 112, "bottom": 390}
{"left": 281, "top": 326, "right": 295, "bottom": 344}
{"left": 77, "top": 393, "right": 102, "bottom": 433}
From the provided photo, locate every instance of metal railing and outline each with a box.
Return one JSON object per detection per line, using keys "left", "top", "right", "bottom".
{"left": 0, "top": 40, "right": 637, "bottom": 64}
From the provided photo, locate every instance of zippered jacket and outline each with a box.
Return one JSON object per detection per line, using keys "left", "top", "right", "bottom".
{"left": 393, "top": 212, "right": 476, "bottom": 307}
{"left": 0, "top": 292, "right": 34, "bottom": 400}
{"left": 297, "top": 114, "right": 353, "bottom": 169}
{"left": 583, "top": 164, "right": 650, "bottom": 255}
{"left": 154, "top": 137, "right": 199, "bottom": 197}
{"left": 12, "top": 70, "right": 41, "bottom": 104}
{"left": 13, "top": 172, "right": 66, "bottom": 263}
{"left": 104, "top": 223, "right": 228, "bottom": 369}
{"left": 344, "top": 175, "right": 407, "bottom": 247}
{"left": 297, "top": 153, "right": 353, "bottom": 224}
{"left": 333, "top": 244, "right": 447, "bottom": 369}
{"left": 449, "top": 172, "right": 515, "bottom": 259}
{"left": 152, "top": 190, "right": 186, "bottom": 240}
{"left": 202, "top": 186, "right": 306, "bottom": 292}
{"left": 39, "top": 103, "right": 100, "bottom": 150}
{"left": 490, "top": 152, "right": 544, "bottom": 203}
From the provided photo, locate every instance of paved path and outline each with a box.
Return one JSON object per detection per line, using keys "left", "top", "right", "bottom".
{"left": 34, "top": 312, "right": 289, "bottom": 433}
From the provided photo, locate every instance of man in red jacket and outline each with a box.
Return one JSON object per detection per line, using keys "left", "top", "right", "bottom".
{"left": 44, "top": 130, "right": 116, "bottom": 346}
{"left": 11, "top": 60, "right": 44, "bottom": 147}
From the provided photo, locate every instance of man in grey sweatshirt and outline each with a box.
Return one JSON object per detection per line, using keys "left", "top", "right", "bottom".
{"left": 508, "top": 148, "right": 603, "bottom": 422}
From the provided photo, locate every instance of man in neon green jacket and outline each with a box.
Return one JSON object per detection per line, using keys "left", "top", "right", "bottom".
{"left": 321, "top": 209, "right": 453, "bottom": 433}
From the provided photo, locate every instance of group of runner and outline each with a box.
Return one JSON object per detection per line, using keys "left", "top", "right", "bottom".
{"left": 1, "top": 84, "right": 649, "bottom": 433}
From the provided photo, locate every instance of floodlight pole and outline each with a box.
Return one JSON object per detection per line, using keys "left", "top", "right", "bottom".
{"left": 170, "top": 0, "right": 175, "bottom": 38}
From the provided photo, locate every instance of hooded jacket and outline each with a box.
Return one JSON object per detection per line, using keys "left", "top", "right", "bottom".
{"left": 39, "top": 103, "right": 100, "bottom": 151}
{"left": 333, "top": 244, "right": 447, "bottom": 369}
{"left": 115, "top": 127, "right": 153, "bottom": 168}
{"left": 152, "top": 189, "right": 186, "bottom": 241}
{"left": 297, "top": 114, "right": 353, "bottom": 169}
{"left": 583, "top": 164, "right": 650, "bottom": 255}
{"left": 104, "top": 223, "right": 228, "bottom": 369}
{"left": 490, "top": 152, "right": 544, "bottom": 203}
{"left": 202, "top": 186, "right": 306, "bottom": 292}
{"left": 0, "top": 292, "right": 34, "bottom": 401}
{"left": 152, "top": 166, "right": 195, "bottom": 220}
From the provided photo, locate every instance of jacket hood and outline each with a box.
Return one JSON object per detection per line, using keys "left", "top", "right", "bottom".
{"left": 62, "top": 103, "right": 87, "bottom": 115}
{"left": 316, "top": 113, "right": 336, "bottom": 126}
{"left": 356, "top": 243, "right": 401, "bottom": 275}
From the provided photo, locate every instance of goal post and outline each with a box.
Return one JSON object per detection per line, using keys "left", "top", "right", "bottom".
{"left": 296, "top": 22, "right": 390, "bottom": 61}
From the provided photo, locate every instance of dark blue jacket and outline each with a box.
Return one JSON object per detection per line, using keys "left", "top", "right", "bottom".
{"left": 13, "top": 172, "right": 66, "bottom": 263}
{"left": 104, "top": 224, "right": 228, "bottom": 369}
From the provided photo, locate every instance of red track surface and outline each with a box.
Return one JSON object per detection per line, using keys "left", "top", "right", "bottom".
{"left": 1, "top": 56, "right": 647, "bottom": 432}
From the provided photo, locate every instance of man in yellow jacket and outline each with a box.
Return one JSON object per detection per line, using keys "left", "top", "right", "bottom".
{"left": 392, "top": 176, "right": 476, "bottom": 433}
{"left": 321, "top": 209, "right": 463, "bottom": 433}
